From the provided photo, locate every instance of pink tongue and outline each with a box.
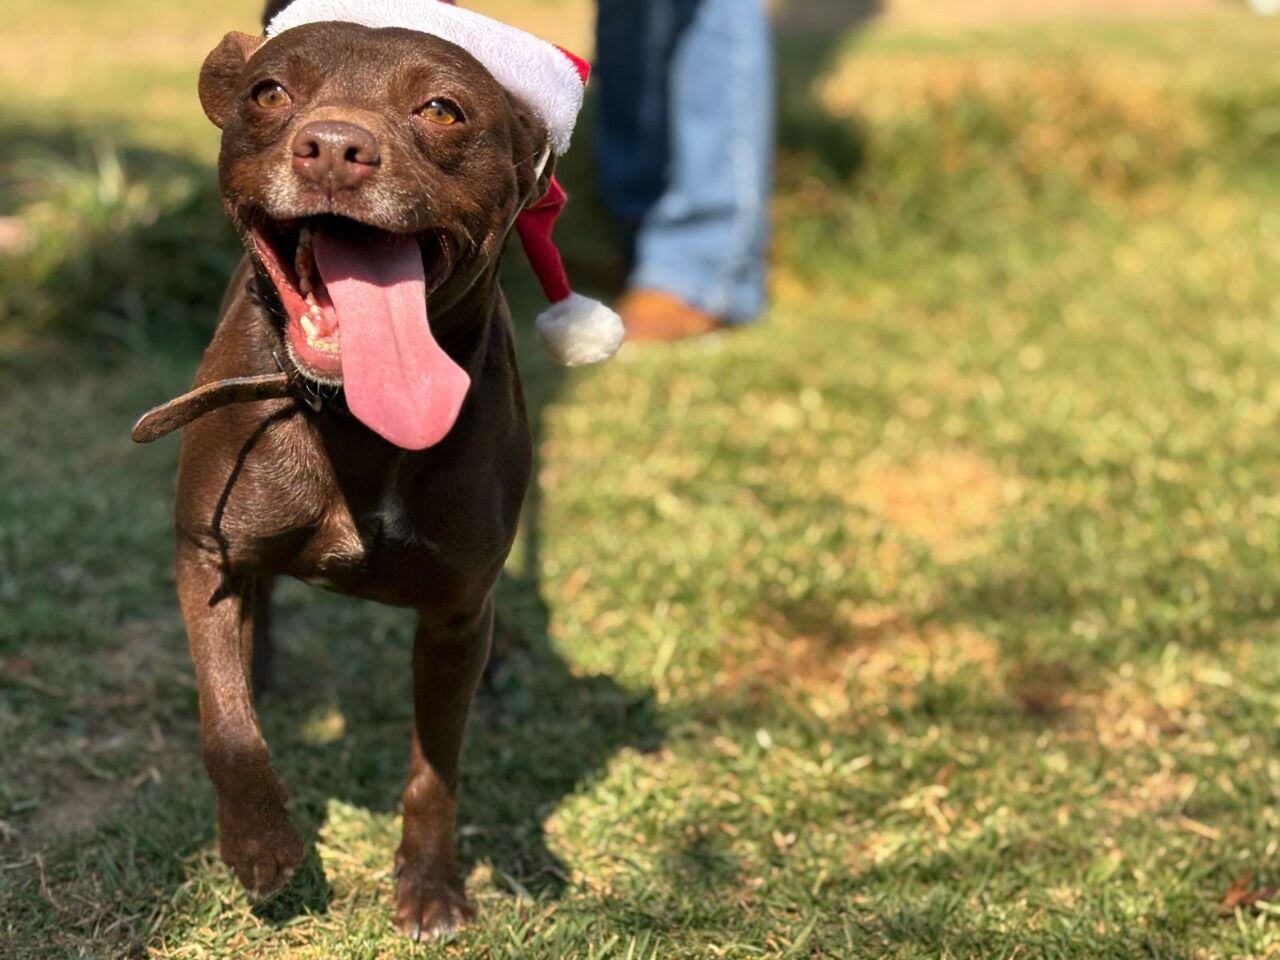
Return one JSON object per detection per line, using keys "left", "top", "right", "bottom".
{"left": 311, "top": 230, "right": 470, "bottom": 450}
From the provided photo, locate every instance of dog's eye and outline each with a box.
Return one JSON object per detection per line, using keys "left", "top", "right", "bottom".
{"left": 252, "top": 82, "right": 292, "bottom": 110}
{"left": 419, "top": 99, "right": 462, "bottom": 126}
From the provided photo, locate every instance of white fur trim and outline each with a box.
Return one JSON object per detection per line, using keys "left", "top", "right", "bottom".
{"left": 536, "top": 294, "right": 624, "bottom": 367}
{"left": 266, "top": 0, "right": 584, "bottom": 154}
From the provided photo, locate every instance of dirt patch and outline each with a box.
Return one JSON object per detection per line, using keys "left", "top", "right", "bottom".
{"left": 1007, "top": 659, "right": 1080, "bottom": 719}
{"left": 25, "top": 765, "right": 132, "bottom": 840}
{"left": 8, "top": 616, "right": 194, "bottom": 848}
{"left": 17, "top": 741, "right": 181, "bottom": 848}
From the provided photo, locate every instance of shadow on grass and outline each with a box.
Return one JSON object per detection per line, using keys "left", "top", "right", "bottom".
{"left": 775, "top": 0, "right": 881, "bottom": 181}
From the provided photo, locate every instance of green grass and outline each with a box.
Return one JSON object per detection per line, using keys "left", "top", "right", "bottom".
{"left": 3, "top": 2, "right": 1280, "bottom": 957}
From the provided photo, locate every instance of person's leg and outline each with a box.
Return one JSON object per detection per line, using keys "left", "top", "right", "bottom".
{"left": 594, "top": 1, "right": 692, "bottom": 227}
{"left": 624, "top": 0, "right": 774, "bottom": 330}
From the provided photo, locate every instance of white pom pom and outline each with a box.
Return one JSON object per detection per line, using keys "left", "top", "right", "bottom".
{"left": 536, "top": 293, "right": 625, "bottom": 367}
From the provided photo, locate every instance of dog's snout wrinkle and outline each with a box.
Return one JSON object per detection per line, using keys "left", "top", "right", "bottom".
{"left": 291, "top": 120, "right": 381, "bottom": 191}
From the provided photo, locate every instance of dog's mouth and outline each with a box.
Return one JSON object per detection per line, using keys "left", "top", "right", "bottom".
{"left": 247, "top": 214, "right": 471, "bottom": 450}
{"left": 249, "top": 216, "right": 455, "bottom": 380}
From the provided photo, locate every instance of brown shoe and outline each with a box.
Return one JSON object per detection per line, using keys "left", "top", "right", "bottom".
{"left": 617, "top": 289, "right": 724, "bottom": 342}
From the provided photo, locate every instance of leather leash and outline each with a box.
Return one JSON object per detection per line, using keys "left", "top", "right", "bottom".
{"left": 131, "top": 372, "right": 298, "bottom": 444}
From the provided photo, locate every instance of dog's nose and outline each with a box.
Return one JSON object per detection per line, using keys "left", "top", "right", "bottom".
{"left": 291, "top": 121, "right": 380, "bottom": 190}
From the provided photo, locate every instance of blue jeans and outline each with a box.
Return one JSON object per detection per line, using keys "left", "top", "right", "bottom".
{"left": 595, "top": 0, "right": 774, "bottom": 324}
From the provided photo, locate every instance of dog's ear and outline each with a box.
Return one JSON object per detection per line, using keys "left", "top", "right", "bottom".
{"left": 199, "top": 32, "right": 264, "bottom": 129}
{"left": 507, "top": 97, "right": 556, "bottom": 209}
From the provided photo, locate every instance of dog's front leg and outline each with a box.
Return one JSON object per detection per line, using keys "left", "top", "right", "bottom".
{"left": 393, "top": 600, "right": 493, "bottom": 940}
{"left": 176, "top": 544, "right": 304, "bottom": 897}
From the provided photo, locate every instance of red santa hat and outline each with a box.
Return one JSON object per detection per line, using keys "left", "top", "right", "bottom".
{"left": 265, "top": 0, "right": 624, "bottom": 366}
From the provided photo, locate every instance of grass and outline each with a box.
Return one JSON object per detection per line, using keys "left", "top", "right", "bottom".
{"left": 2, "top": 1, "right": 1280, "bottom": 957}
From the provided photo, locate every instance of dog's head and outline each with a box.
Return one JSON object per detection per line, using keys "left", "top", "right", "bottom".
{"left": 199, "top": 23, "right": 552, "bottom": 448}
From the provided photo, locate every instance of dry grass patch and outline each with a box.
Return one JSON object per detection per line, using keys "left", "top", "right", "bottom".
{"left": 817, "top": 54, "right": 1203, "bottom": 197}
{"left": 717, "top": 601, "right": 1002, "bottom": 721}
{"left": 1048, "top": 642, "right": 1257, "bottom": 752}
{"left": 850, "top": 450, "right": 1022, "bottom": 563}
{"left": 1103, "top": 768, "right": 1200, "bottom": 819}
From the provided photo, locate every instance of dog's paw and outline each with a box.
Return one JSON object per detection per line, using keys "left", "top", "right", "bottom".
{"left": 393, "top": 872, "right": 475, "bottom": 941}
{"left": 219, "top": 814, "right": 306, "bottom": 899}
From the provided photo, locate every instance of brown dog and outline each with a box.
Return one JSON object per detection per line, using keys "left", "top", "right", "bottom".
{"left": 150, "top": 19, "right": 556, "bottom": 939}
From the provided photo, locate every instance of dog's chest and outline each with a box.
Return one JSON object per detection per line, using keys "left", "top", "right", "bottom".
{"left": 301, "top": 477, "right": 425, "bottom": 576}
{"left": 291, "top": 458, "right": 496, "bottom": 606}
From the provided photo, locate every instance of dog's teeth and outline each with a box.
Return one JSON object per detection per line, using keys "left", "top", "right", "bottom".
{"left": 299, "top": 274, "right": 312, "bottom": 296}
{"left": 300, "top": 315, "right": 318, "bottom": 339}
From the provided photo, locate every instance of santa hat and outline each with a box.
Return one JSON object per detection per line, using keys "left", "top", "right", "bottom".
{"left": 265, "top": 0, "right": 623, "bottom": 367}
